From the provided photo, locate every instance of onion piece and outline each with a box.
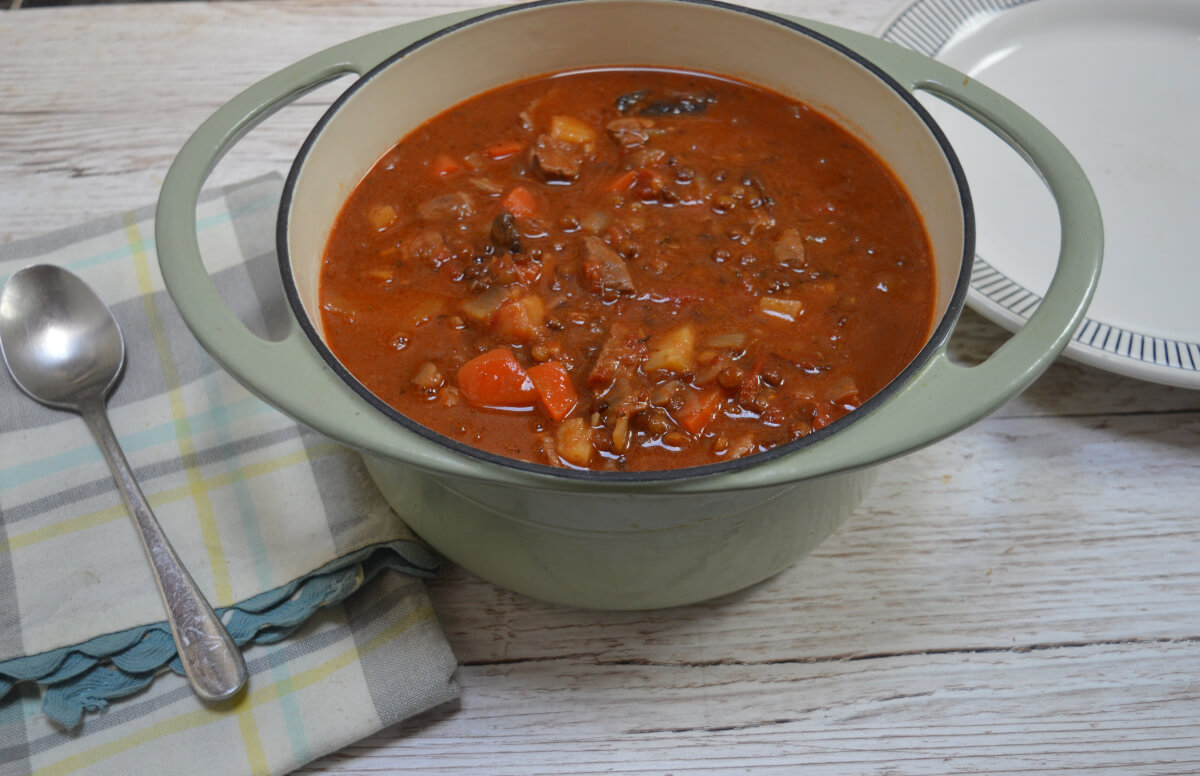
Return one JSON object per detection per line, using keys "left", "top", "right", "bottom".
{"left": 411, "top": 362, "right": 444, "bottom": 391}
{"left": 580, "top": 210, "right": 611, "bottom": 235}
{"left": 461, "top": 285, "right": 511, "bottom": 323}
{"left": 705, "top": 332, "right": 746, "bottom": 349}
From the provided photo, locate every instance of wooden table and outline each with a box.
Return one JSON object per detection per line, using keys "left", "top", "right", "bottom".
{"left": 4, "top": 1, "right": 1198, "bottom": 773}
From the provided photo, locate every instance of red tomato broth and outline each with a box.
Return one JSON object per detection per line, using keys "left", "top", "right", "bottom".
{"left": 318, "top": 67, "right": 936, "bottom": 471}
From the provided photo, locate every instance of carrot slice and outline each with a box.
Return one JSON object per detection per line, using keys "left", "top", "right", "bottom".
{"left": 457, "top": 349, "right": 535, "bottom": 407}
{"left": 501, "top": 186, "right": 538, "bottom": 218}
{"left": 527, "top": 361, "right": 579, "bottom": 423}
{"left": 606, "top": 169, "right": 640, "bottom": 192}
{"left": 676, "top": 388, "right": 724, "bottom": 434}
{"left": 607, "top": 168, "right": 661, "bottom": 195}
{"left": 484, "top": 140, "right": 525, "bottom": 160}
{"left": 514, "top": 260, "right": 542, "bottom": 286}
{"left": 432, "top": 154, "right": 462, "bottom": 178}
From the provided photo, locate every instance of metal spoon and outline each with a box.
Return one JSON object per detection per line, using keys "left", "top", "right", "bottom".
{"left": 0, "top": 264, "right": 248, "bottom": 702}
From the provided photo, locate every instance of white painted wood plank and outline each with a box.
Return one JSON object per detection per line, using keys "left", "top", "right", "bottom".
{"left": 0, "top": 1, "right": 504, "bottom": 240}
{"left": 0, "top": 0, "right": 892, "bottom": 240}
{"left": 309, "top": 641, "right": 1200, "bottom": 775}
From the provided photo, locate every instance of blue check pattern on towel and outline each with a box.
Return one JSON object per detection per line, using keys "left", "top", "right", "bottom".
{"left": 0, "top": 175, "right": 458, "bottom": 776}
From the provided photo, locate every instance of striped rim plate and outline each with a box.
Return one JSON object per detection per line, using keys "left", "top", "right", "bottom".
{"left": 878, "top": 0, "right": 1200, "bottom": 389}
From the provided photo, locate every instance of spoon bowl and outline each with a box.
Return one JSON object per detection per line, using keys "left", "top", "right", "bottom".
{"left": 0, "top": 264, "right": 124, "bottom": 407}
{"left": 0, "top": 264, "right": 248, "bottom": 703}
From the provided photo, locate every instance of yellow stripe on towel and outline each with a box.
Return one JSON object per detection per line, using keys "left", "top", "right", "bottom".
{"left": 4, "top": 443, "right": 344, "bottom": 553}
{"left": 122, "top": 213, "right": 268, "bottom": 773}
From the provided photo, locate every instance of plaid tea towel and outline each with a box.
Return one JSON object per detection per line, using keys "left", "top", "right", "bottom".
{"left": 0, "top": 175, "right": 459, "bottom": 776}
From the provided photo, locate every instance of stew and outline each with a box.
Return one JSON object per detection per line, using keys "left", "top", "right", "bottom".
{"left": 319, "top": 67, "right": 935, "bottom": 471}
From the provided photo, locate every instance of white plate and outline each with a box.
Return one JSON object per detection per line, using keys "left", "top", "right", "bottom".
{"left": 879, "top": 0, "right": 1200, "bottom": 389}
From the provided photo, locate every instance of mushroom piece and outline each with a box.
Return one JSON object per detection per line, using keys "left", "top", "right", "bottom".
{"left": 490, "top": 211, "right": 522, "bottom": 254}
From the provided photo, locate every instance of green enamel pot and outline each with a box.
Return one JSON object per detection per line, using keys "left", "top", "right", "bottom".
{"left": 156, "top": 0, "right": 1101, "bottom": 609}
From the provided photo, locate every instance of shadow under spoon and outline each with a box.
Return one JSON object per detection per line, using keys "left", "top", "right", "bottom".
{"left": 0, "top": 264, "right": 248, "bottom": 702}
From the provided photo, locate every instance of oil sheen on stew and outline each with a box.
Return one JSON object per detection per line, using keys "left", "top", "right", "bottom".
{"left": 319, "top": 67, "right": 935, "bottom": 472}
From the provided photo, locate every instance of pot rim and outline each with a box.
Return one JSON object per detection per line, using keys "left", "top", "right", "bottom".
{"left": 276, "top": 0, "right": 975, "bottom": 484}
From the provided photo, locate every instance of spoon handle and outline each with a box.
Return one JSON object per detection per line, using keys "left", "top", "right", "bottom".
{"left": 80, "top": 398, "right": 249, "bottom": 702}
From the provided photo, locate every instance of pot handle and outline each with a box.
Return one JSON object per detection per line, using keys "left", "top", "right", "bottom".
{"left": 155, "top": 13, "right": 493, "bottom": 480}
{"left": 723, "top": 30, "right": 1103, "bottom": 491}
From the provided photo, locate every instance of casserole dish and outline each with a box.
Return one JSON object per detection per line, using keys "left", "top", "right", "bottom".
{"left": 156, "top": 0, "right": 1102, "bottom": 609}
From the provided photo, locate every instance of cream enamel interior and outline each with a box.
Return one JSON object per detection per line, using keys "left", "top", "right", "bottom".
{"left": 286, "top": 0, "right": 966, "bottom": 353}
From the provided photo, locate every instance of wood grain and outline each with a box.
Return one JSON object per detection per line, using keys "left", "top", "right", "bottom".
{"left": 366, "top": 642, "right": 1200, "bottom": 775}
{"left": 3, "top": 1, "right": 1198, "bottom": 773}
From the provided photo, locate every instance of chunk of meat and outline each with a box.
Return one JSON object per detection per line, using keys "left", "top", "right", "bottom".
{"left": 736, "top": 355, "right": 767, "bottom": 408}
{"left": 606, "top": 117, "right": 656, "bottom": 149}
{"left": 587, "top": 323, "right": 647, "bottom": 390}
{"left": 399, "top": 229, "right": 450, "bottom": 265}
{"left": 581, "top": 236, "right": 636, "bottom": 295}
{"left": 774, "top": 227, "right": 806, "bottom": 267}
{"left": 418, "top": 191, "right": 475, "bottom": 221}
{"left": 748, "top": 207, "right": 776, "bottom": 236}
{"left": 531, "top": 134, "right": 583, "bottom": 182}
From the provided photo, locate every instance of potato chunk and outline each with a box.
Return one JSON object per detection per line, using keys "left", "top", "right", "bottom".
{"left": 759, "top": 297, "right": 804, "bottom": 322}
{"left": 645, "top": 324, "right": 696, "bottom": 375}
{"left": 407, "top": 296, "right": 445, "bottom": 327}
{"left": 368, "top": 204, "right": 397, "bottom": 231}
{"left": 555, "top": 418, "right": 595, "bottom": 467}
{"left": 549, "top": 115, "right": 597, "bottom": 150}
{"left": 492, "top": 295, "right": 545, "bottom": 344}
